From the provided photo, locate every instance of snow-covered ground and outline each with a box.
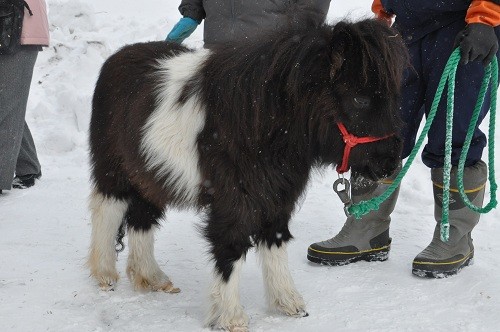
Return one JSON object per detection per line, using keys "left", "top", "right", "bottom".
{"left": 1, "top": 1, "right": 499, "bottom": 331}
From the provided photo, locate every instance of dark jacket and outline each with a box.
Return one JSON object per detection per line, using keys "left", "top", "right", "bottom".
{"left": 178, "top": 0, "right": 331, "bottom": 47}
{"left": 379, "top": 0, "right": 499, "bottom": 42}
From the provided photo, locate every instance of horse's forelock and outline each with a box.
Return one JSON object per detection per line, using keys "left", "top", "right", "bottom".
{"left": 359, "top": 20, "right": 408, "bottom": 94}
{"left": 334, "top": 20, "right": 408, "bottom": 96}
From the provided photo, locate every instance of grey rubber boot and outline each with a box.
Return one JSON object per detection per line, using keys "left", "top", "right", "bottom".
{"left": 412, "top": 160, "right": 487, "bottom": 278}
{"left": 307, "top": 165, "right": 401, "bottom": 266}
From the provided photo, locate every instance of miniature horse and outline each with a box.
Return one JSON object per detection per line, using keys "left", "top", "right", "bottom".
{"left": 88, "top": 19, "right": 407, "bottom": 331}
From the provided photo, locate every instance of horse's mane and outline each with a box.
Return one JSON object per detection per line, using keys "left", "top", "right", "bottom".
{"left": 188, "top": 19, "right": 407, "bottom": 153}
{"left": 194, "top": 24, "right": 330, "bottom": 149}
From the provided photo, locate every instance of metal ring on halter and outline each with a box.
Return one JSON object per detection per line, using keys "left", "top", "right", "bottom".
{"left": 333, "top": 177, "right": 352, "bottom": 216}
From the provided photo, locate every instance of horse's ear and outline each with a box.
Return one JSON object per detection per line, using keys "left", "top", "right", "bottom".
{"left": 330, "top": 22, "right": 353, "bottom": 80}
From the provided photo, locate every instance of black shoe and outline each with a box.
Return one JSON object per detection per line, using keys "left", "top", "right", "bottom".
{"left": 12, "top": 172, "right": 42, "bottom": 189}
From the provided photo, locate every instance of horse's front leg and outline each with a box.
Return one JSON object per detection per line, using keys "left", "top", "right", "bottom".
{"left": 204, "top": 209, "right": 253, "bottom": 332}
{"left": 257, "top": 214, "right": 307, "bottom": 317}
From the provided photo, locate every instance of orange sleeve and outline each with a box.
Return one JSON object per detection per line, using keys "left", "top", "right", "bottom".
{"left": 466, "top": 0, "right": 500, "bottom": 26}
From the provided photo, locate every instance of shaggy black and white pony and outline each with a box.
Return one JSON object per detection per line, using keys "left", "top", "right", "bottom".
{"left": 88, "top": 18, "right": 407, "bottom": 331}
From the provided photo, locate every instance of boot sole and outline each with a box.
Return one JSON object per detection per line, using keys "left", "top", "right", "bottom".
{"left": 307, "top": 244, "right": 390, "bottom": 266}
{"left": 412, "top": 252, "right": 474, "bottom": 279}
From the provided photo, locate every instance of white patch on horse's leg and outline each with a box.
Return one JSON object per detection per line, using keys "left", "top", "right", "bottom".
{"left": 126, "top": 227, "right": 180, "bottom": 293}
{"left": 205, "top": 258, "right": 249, "bottom": 332}
{"left": 87, "top": 189, "right": 128, "bottom": 290}
{"left": 258, "top": 243, "right": 307, "bottom": 317}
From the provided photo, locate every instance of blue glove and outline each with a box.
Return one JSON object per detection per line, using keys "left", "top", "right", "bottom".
{"left": 166, "top": 17, "right": 200, "bottom": 44}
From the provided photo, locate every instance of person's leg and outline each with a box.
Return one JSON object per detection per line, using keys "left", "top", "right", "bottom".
{"left": 307, "top": 40, "right": 426, "bottom": 265}
{"left": 413, "top": 21, "right": 499, "bottom": 278}
{"left": 420, "top": 20, "right": 495, "bottom": 169}
{"left": 0, "top": 48, "right": 38, "bottom": 191}
{"left": 307, "top": 168, "right": 400, "bottom": 265}
{"left": 16, "top": 121, "right": 41, "bottom": 177}
{"left": 413, "top": 161, "right": 487, "bottom": 277}
{"left": 12, "top": 120, "right": 42, "bottom": 189}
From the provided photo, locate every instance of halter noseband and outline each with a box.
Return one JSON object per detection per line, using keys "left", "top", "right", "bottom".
{"left": 336, "top": 122, "right": 393, "bottom": 174}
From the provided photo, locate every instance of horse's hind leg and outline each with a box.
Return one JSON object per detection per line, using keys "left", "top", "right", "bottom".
{"left": 125, "top": 192, "right": 179, "bottom": 293}
{"left": 257, "top": 212, "right": 307, "bottom": 317}
{"left": 88, "top": 189, "right": 129, "bottom": 290}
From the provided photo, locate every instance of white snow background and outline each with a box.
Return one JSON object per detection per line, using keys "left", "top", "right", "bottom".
{"left": 1, "top": 0, "right": 500, "bottom": 331}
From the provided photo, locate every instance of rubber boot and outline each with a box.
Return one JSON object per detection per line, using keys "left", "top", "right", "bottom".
{"left": 412, "top": 160, "right": 487, "bottom": 278}
{"left": 307, "top": 165, "right": 401, "bottom": 266}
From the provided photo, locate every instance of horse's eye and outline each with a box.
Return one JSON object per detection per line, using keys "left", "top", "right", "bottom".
{"left": 353, "top": 96, "right": 371, "bottom": 108}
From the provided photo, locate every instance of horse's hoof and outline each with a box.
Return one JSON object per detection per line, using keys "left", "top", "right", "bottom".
{"left": 99, "top": 283, "right": 115, "bottom": 291}
{"left": 155, "top": 281, "right": 180, "bottom": 293}
{"left": 273, "top": 296, "right": 307, "bottom": 317}
{"left": 228, "top": 325, "right": 249, "bottom": 332}
{"left": 96, "top": 273, "right": 119, "bottom": 291}
{"left": 289, "top": 308, "right": 308, "bottom": 318}
{"left": 207, "top": 322, "right": 248, "bottom": 332}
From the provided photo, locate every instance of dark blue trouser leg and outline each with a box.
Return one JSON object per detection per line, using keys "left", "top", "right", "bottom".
{"left": 401, "top": 20, "right": 499, "bottom": 168}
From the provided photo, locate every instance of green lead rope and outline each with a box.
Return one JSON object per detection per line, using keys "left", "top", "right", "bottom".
{"left": 456, "top": 52, "right": 498, "bottom": 213}
{"left": 347, "top": 48, "right": 498, "bottom": 242}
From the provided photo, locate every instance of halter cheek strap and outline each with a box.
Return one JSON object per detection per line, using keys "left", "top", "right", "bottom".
{"left": 336, "top": 122, "right": 393, "bottom": 174}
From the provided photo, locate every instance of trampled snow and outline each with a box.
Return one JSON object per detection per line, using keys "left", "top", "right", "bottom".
{"left": 1, "top": 1, "right": 499, "bottom": 331}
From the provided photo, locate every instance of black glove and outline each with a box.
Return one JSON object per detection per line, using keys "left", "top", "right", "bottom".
{"left": 454, "top": 23, "right": 499, "bottom": 66}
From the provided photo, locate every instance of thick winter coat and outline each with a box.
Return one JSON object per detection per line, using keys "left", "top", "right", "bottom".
{"left": 88, "top": 18, "right": 407, "bottom": 331}
{"left": 375, "top": 0, "right": 499, "bottom": 42}
{"left": 21, "top": 0, "right": 49, "bottom": 46}
{"left": 178, "top": 0, "right": 330, "bottom": 46}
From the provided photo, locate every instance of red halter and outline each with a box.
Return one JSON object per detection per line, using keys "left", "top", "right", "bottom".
{"left": 336, "top": 122, "right": 393, "bottom": 174}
